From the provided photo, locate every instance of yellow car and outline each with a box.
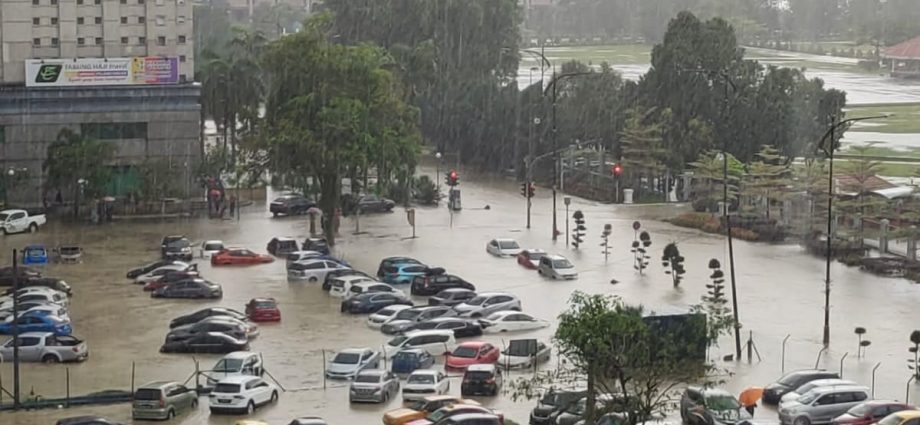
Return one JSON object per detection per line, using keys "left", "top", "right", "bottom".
{"left": 382, "top": 396, "right": 480, "bottom": 425}
{"left": 879, "top": 411, "right": 920, "bottom": 425}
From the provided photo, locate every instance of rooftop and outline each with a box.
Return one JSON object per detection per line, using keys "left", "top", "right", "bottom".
{"left": 883, "top": 36, "right": 920, "bottom": 60}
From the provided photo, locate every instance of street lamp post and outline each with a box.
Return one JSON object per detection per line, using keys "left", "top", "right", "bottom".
{"left": 435, "top": 152, "right": 443, "bottom": 196}
{"left": 817, "top": 114, "right": 889, "bottom": 347}
{"left": 76, "top": 178, "right": 87, "bottom": 219}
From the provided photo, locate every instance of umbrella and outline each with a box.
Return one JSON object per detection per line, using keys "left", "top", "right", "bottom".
{"left": 307, "top": 207, "right": 322, "bottom": 216}
{"left": 739, "top": 387, "right": 764, "bottom": 407}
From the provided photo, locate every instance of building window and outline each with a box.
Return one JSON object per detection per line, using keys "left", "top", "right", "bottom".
{"left": 120, "top": 0, "right": 126, "bottom": 3}
{"left": 138, "top": 16, "right": 145, "bottom": 24}
{"left": 179, "top": 74, "right": 187, "bottom": 83}
{"left": 120, "top": 16, "right": 127, "bottom": 24}
{"left": 51, "top": 17, "right": 58, "bottom": 25}
{"left": 138, "top": 0, "right": 145, "bottom": 4}
{"left": 51, "top": 38, "right": 59, "bottom": 46}
{"left": 78, "top": 38, "right": 85, "bottom": 45}
{"left": 179, "top": 55, "right": 186, "bottom": 62}
{"left": 95, "top": 37, "right": 103, "bottom": 45}
{"left": 50, "top": 0, "right": 57, "bottom": 4}
{"left": 178, "top": 35, "right": 186, "bottom": 44}
{"left": 77, "top": 0, "right": 83, "bottom": 4}
{"left": 33, "top": 38, "right": 41, "bottom": 46}
{"left": 156, "top": 36, "right": 166, "bottom": 46}
{"left": 121, "top": 37, "right": 129, "bottom": 44}
{"left": 81, "top": 123, "right": 148, "bottom": 140}
{"left": 138, "top": 36, "right": 146, "bottom": 44}
{"left": 95, "top": 17, "right": 102, "bottom": 24}
{"left": 33, "top": 0, "right": 39, "bottom": 4}
{"left": 176, "top": 16, "right": 185, "bottom": 24}
{"left": 156, "top": 15, "right": 165, "bottom": 26}
{"left": 77, "top": 17, "right": 84, "bottom": 24}
{"left": 33, "top": 18, "right": 40, "bottom": 25}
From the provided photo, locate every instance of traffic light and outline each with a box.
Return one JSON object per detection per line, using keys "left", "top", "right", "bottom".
{"left": 527, "top": 183, "right": 535, "bottom": 198}
{"left": 520, "top": 183, "right": 528, "bottom": 198}
{"left": 612, "top": 163, "right": 623, "bottom": 178}
{"left": 446, "top": 170, "right": 459, "bottom": 186}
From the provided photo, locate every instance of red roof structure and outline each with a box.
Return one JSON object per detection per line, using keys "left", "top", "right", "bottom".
{"left": 883, "top": 36, "right": 920, "bottom": 60}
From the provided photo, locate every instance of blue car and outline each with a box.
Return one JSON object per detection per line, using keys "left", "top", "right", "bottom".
{"left": 22, "top": 245, "right": 49, "bottom": 265}
{"left": 0, "top": 314, "right": 72, "bottom": 336}
{"left": 382, "top": 262, "right": 430, "bottom": 284}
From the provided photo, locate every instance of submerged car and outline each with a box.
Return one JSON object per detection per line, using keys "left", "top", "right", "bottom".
{"left": 162, "top": 237, "right": 193, "bottom": 261}
{"left": 516, "top": 249, "right": 547, "bottom": 269}
{"left": 342, "top": 292, "right": 413, "bottom": 314}
{"left": 246, "top": 298, "right": 281, "bottom": 322}
{"left": 402, "top": 370, "right": 450, "bottom": 401}
{"left": 832, "top": 401, "right": 915, "bottom": 425}
{"left": 460, "top": 364, "right": 502, "bottom": 397}
{"left": 404, "top": 317, "right": 483, "bottom": 339}
{"left": 453, "top": 293, "right": 521, "bottom": 318}
{"left": 410, "top": 274, "right": 475, "bottom": 296}
{"left": 0, "top": 314, "right": 72, "bottom": 336}
{"left": 367, "top": 304, "right": 414, "bottom": 329}
{"left": 127, "top": 259, "right": 183, "bottom": 279}
{"left": 152, "top": 278, "right": 223, "bottom": 299}
{"left": 267, "top": 237, "right": 300, "bottom": 256}
{"left": 270, "top": 194, "right": 315, "bottom": 217}
{"left": 383, "top": 396, "right": 480, "bottom": 425}
{"left": 349, "top": 370, "right": 400, "bottom": 403}
{"left": 763, "top": 370, "right": 841, "bottom": 404}
{"left": 377, "top": 256, "right": 423, "bottom": 279}
{"left": 199, "top": 240, "right": 225, "bottom": 258}
{"left": 325, "top": 348, "right": 381, "bottom": 379}
{"left": 486, "top": 238, "right": 522, "bottom": 257}
{"left": 170, "top": 307, "right": 249, "bottom": 329}
{"left": 498, "top": 339, "right": 552, "bottom": 369}
{"left": 211, "top": 248, "right": 274, "bottom": 266}
{"left": 390, "top": 349, "right": 436, "bottom": 377}
{"left": 445, "top": 341, "right": 500, "bottom": 372}
{"left": 160, "top": 332, "right": 249, "bottom": 354}
{"left": 480, "top": 311, "right": 549, "bottom": 333}
{"left": 428, "top": 288, "right": 476, "bottom": 307}
{"left": 537, "top": 255, "right": 578, "bottom": 280}
{"left": 680, "top": 387, "right": 751, "bottom": 425}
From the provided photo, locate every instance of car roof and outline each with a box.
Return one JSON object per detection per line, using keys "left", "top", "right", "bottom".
{"left": 353, "top": 281, "right": 387, "bottom": 288}
{"left": 204, "top": 240, "right": 223, "bottom": 244}
{"left": 295, "top": 258, "right": 329, "bottom": 265}
{"left": 356, "top": 369, "right": 385, "bottom": 376}
{"left": 409, "top": 369, "right": 439, "bottom": 376}
{"left": 494, "top": 238, "right": 517, "bottom": 242}
{"left": 137, "top": 381, "right": 177, "bottom": 389}
{"left": 339, "top": 347, "right": 371, "bottom": 354}
{"left": 808, "top": 385, "right": 868, "bottom": 395}
{"left": 222, "top": 351, "right": 257, "bottom": 360}
{"left": 250, "top": 297, "right": 276, "bottom": 303}
{"left": 428, "top": 317, "right": 464, "bottom": 323}
{"left": 894, "top": 411, "right": 920, "bottom": 420}
{"left": 476, "top": 292, "right": 513, "bottom": 297}
{"left": 404, "top": 329, "right": 455, "bottom": 337}
{"left": 488, "top": 311, "right": 520, "bottom": 318}
{"left": 544, "top": 254, "right": 568, "bottom": 260}
{"left": 398, "top": 348, "right": 428, "bottom": 355}
{"left": 17, "top": 331, "right": 54, "bottom": 338}
{"left": 215, "top": 375, "right": 259, "bottom": 384}
{"left": 449, "top": 413, "right": 499, "bottom": 420}
{"left": 273, "top": 236, "right": 296, "bottom": 242}
{"left": 340, "top": 275, "right": 373, "bottom": 283}
{"left": 458, "top": 341, "right": 489, "bottom": 348}
{"left": 466, "top": 364, "right": 496, "bottom": 372}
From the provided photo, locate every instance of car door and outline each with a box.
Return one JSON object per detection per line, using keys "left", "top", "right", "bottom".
{"left": 9, "top": 212, "right": 27, "bottom": 233}
{"left": 254, "top": 379, "right": 272, "bottom": 404}
{"left": 15, "top": 336, "right": 44, "bottom": 361}
{"left": 481, "top": 344, "right": 498, "bottom": 362}
{"left": 436, "top": 371, "right": 448, "bottom": 393}
{"left": 811, "top": 394, "right": 838, "bottom": 422}
{"left": 18, "top": 316, "right": 42, "bottom": 333}
{"left": 488, "top": 240, "right": 498, "bottom": 254}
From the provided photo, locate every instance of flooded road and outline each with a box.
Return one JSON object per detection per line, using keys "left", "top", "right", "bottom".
{"left": 3, "top": 167, "right": 920, "bottom": 425}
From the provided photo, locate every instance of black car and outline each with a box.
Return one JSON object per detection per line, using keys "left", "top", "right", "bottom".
{"left": 529, "top": 389, "right": 588, "bottom": 425}
{"left": 376, "top": 256, "right": 422, "bottom": 278}
{"left": 356, "top": 195, "right": 395, "bottom": 213}
{"left": 166, "top": 318, "right": 248, "bottom": 342}
{"left": 162, "top": 237, "right": 193, "bottom": 261}
{"left": 56, "top": 416, "right": 125, "bottom": 425}
{"left": 127, "top": 260, "right": 178, "bottom": 279}
{"left": 159, "top": 332, "right": 248, "bottom": 354}
{"left": 428, "top": 288, "right": 476, "bottom": 306}
{"left": 410, "top": 274, "right": 475, "bottom": 296}
{"left": 762, "top": 369, "right": 840, "bottom": 404}
{"left": 323, "top": 269, "right": 373, "bottom": 291}
{"left": 170, "top": 307, "right": 249, "bottom": 328}
{"left": 302, "top": 237, "right": 330, "bottom": 255}
{"left": 404, "top": 317, "right": 483, "bottom": 338}
{"left": 270, "top": 194, "right": 315, "bottom": 217}
{"left": 267, "top": 237, "right": 300, "bottom": 256}
{"left": 5, "top": 277, "right": 72, "bottom": 296}
{"left": 340, "top": 292, "right": 413, "bottom": 314}
{"left": 460, "top": 364, "right": 503, "bottom": 396}
{"left": 152, "top": 278, "right": 222, "bottom": 299}
{"left": 0, "top": 266, "right": 42, "bottom": 286}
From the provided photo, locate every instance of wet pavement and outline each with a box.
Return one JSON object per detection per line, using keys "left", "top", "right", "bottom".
{"left": 3, "top": 167, "right": 920, "bottom": 425}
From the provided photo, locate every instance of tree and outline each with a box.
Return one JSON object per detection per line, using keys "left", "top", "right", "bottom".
{"left": 620, "top": 107, "right": 669, "bottom": 202}
{"left": 511, "top": 292, "right": 713, "bottom": 425}
{"left": 741, "top": 145, "right": 791, "bottom": 221}
{"left": 661, "top": 242, "right": 686, "bottom": 287}
{"left": 689, "top": 150, "right": 743, "bottom": 213}
{"left": 835, "top": 145, "right": 886, "bottom": 243}
{"left": 43, "top": 129, "right": 115, "bottom": 217}
{"left": 262, "top": 14, "right": 421, "bottom": 245}
{"left": 572, "top": 210, "right": 586, "bottom": 249}
{"left": 136, "top": 159, "right": 184, "bottom": 202}
{"left": 693, "top": 259, "right": 736, "bottom": 346}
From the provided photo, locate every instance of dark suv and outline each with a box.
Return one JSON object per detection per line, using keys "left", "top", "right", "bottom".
{"left": 161, "top": 236, "right": 193, "bottom": 261}
{"left": 763, "top": 369, "right": 841, "bottom": 404}
{"left": 529, "top": 389, "right": 587, "bottom": 425}
{"left": 270, "top": 195, "right": 315, "bottom": 217}
{"left": 267, "top": 237, "right": 299, "bottom": 256}
{"left": 411, "top": 274, "right": 475, "bottom": 296}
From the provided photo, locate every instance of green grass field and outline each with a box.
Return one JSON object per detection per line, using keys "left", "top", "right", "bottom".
{"left": 520, "top": 44, "right": 651, "bottom": 68}
{"left": 845, "top": 103, "right": 920, "bottom": 134}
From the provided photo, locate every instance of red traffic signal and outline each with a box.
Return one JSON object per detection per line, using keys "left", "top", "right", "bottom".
{"left": 612, "top": 163, "right": 623, "bottom": 177}
{"left": 446, "top": 170, "right": 459, "bottom": 186}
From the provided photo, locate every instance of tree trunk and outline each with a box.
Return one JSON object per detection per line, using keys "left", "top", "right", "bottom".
{"left": 319, "top": 171, "right": 339, "bottom": 246}
{"left": 585, "top": 366, "right": 597, "bottom": 425}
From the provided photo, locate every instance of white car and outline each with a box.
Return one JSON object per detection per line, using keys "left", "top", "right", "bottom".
{"left": 402, "top": 370, "right": 450, "bottom": 401}
{"left": 367, "top": 305, "right": 412, "bottom": 329}
{"left": 199, "top": 240, "right": 225, "bottom": 258}
{"left": 344, "top": 282, "right": 404, "bottom": 300}
{"left": 134, "top": 263, "right": 191, "bottom": 285}
{"left": 206, "top": 351, "right": 264, "bottom": 387}
{"left": 497, "top": 339, "right": 552, "bottom": 369}
{"left": 384, "top": 330, "right": 456, "bottom": 357}
{"left": 0, "top": 290, "right": 69, "bottom": 310}
{"left": 329, "top": 275, "right": 376, "bottom": 298}
{"left": 453, "top": 292, "right": 522, "bottom": 318}
{"left": 325, "top": 348, "right": 381, "bottom": 379}
{"left": 480, "top": 311, "right": 549, "bottom": 333}
{"left": 208, "top": 375, "right": 278, "bottom": 414}
{"left": 537, "top": 255, "right": 578, "bottom": 279}
{"left": 287, "top": 259, "right": 349, "bottom": 283}
{"left": 486, "top": 238, "right": 522, "bottom": 257}
{"left": 285, "top": 250, "right": 325, "bottom": 266}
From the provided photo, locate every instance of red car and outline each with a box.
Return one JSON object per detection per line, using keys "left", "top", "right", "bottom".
{"left": 445, "top": 341, "right": 499, "bottom": 372}
{"left": 246, "top": 298, "right": 281, "bottom": 322}
{"left": 211, "top": 248, "right": 275, "bottom": 266}
{"left": 833, "top": 401, "right": 915, "bottom": 425}
{"left": 516, "top": 249, "right": 546, "bottom": 269}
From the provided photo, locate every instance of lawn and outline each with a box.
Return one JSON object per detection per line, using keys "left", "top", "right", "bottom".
{"left": 845, "top": 103, "right": 920, "bottom": 134}
{"left": 520, "top": 44, "right": 651, "bottom": 68}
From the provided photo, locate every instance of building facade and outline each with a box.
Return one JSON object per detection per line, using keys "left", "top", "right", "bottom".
{"left": 0, "top": 0, "right": 201, "bottom": 207}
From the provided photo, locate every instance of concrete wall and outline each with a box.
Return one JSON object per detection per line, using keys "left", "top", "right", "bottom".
{"left": 0, "top": 84, "right": 201, "bottom": 206}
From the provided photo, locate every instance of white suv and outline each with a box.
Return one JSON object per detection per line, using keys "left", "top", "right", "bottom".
{"left": 208, "top": 376, "right": 278, "bottom": 415}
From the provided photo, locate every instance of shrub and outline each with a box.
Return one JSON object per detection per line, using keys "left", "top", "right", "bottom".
{"left": 730, "top": 227, "right": 759, "bottom": 241}
{"left": 669, "top": 212, "right": 715, "bottom": 229}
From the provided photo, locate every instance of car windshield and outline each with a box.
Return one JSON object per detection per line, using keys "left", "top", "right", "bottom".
{"left": 212, "top": 358, "right": 243, "bottom": 372}
{"left": 395, "top": 310, "right": 423, "bottom": 320}
{"left": 409, "top": 374, "right": 435, "bottom": 384}
{"left": 214, "top": 383, "right": 240, "bottom": 393}
{"left": 465, "top": 371, "right": 494, "bottom": 381}
{"left": 553, "top": 259, "right": 574, "bottom": 268}
{"left": 847, "top": 403, "right": 872, "bottom": 416}
{"left": 204, "top": 243, "right": 223, "bottom": 250}
{"left": 254, "top": 301, "right": 276, "bottom": 308}
{"left": 778, "top": 373, "right": 807, "bottom": 386}
{"left": 466, "top": 296, "right": 486, "bottom": 306}
{"left": 705, "top": 394, "right": 741, "bottom": 411}
{"left": 134, "top": 388, "right": 162, "bottom": 400}
{"left": 499, "top": 240, "right": 519, "bottom": 249}
{"left": 528, "top": 251, "right": 544, "bottom": 260}
{"left": 333, "top": 353, "right": 360, "bottom": 364}
{"left": 0, "top": 213, "right": 8, "bottom": 221}
{"left": 798, "top": 392, "right": 818, "bottom": 405}
{"left": 378, "top": 308, "right": 398, "bottom": 316}
{"left": 354, "top": 374, "right": 380, "bottom": 383}
{"left": 452, "top": 346, "right": 479, "bottom": 358}
{"left": 387, "top": 336, "right": 409, "bottom": 347}
{"left": 167, "top": 240, "right": 190, "bottom": 248}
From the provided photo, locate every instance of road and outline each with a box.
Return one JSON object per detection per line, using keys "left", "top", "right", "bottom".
{"left": 2, "top": 167, "right": 920, "bottom": 425}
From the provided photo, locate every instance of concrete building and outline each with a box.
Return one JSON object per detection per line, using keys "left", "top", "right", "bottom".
{"left": 0, "top": 0, "right": 201, "bottom": 207}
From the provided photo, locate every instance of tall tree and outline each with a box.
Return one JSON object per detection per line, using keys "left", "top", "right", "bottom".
{"left": 620, "top": 107, "right": 668, "bottom": 201}
{"left": 741, "top": 145, "right": 791, "bottom": 221}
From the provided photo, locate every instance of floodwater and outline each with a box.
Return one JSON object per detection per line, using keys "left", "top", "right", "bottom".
{"left": 3, "top": 167, "right": 920, "bottom": 425}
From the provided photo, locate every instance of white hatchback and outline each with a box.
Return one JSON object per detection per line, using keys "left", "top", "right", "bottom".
{"left": 367, "top": 305, "right": 412, "bottom": 329}
{"left": 486, "top": 238, "right": 522, "bottom": 257}
{"left": 537, "top": 255, "right": 578, "bottom": 280}
{"left": 402, "top": 370, "right": 450, "bottom": 401}
{"left": 329, "top": 275, "right": 375, "bottom": 298}
{"left": 208, "top": 376, "right": 278, "bottom": 415}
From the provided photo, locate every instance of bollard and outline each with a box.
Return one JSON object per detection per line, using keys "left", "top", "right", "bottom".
{"left": 131, "top": 362, "right": 136, "bottom": 396}
{"left": 322, "top": 350, "right": 327, "bottom": 390}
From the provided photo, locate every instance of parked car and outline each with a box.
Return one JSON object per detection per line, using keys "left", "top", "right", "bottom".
{"left": 9, "top": 277, "right": 72, "bottom": 296}
{"left": 498, "top": 339, "right": 551, "bottom": 369}
{"left": 152, "top": 278, "right": 222, "bottom": 299}
{"left": 368, "top": 305, "right": 414, "bottom": 328}
{"left": 486, "top": 238, "right": 522, "bottom": 257}
{"left": 165, "top": 318, "right": 249, "bottom": 343}
{"left": 22, "top": 244, "right": 49, "bottom": 265}
{"left": 287, "top": 259, "right": 348, "bottom": 283}
{"left": 342, "top": 292, "right": 413, "bottom": 314}
{"left": 287, "top": 251, "right": 349, "bottom": 268}
{"left": 246, "top": 298, "right": 281, "bottom": 322}
{"left": 872, "top": 411, "right": 920, "bottom": 425}
{"left": 289, "top": 417, "right": 328, "bottom": 425}
{"left": 267, "top": 237, "right": 300, "bottom": 256}
{"left": 207, "top": 351, "right": 265, "bottom": 386}
{"left": 53, "top": 245, "right": 84, "bottom": 264}
{"left": 517, "top": 249, "right": 547, "bottom": 269}
{"left": 170, "top": 307, "right": 249, "bottom": 329}
{"left": 0, "top": 332, "right": 87, "bottom": 363}
{"left": 390, "top": 348, "right": 436, "bottom": 377}
{"left": 0, "top": 209, "right": 46, "bottom": 234}
{"left": 270, "top": 194, "right": 315, "bottom": 217}
{"left": 162, "top": 237, "right": 193, "bottom": 261}
{"left": 212, "top": 248, "right": 274, "bottom": 266}
{"left": 356, "top": 195, "right": 396, "bottom": 213}
{"left": 537, "top": 255, "right": 578, "bottom": 280}
{"left": 345, "top": 282, "right": 403, "bottom": 300}
{"left": 160, "top": 332, "right": 249, "bottom": 354}
{"left": 127, "top": 259, "right": 182, "bottom": 279}
{"left": 0, "top": 300, "right": 60, "bottom": 319}
{"left": 404, "top": 317, "right": 483, "bottom": 339}
{"left": 409, "top": 404, "right": 502, "bottom": 425}
{"left": 0, "top": 287, "right": 68, "bottom": 308}
{"left": 680, "top": 386, "right": 751, "bottom": 425}
{"left": 329, "top": 275, "right": 376, "bottom": 298}
{"left": 199, "top": 240, "right": 225, "bottom": 258}
{"left": 383, "top": 396, "right": 480, "bottom": 425}
{"left": 381, "top": 306, "right": 457, "bottom": 335}
{"left": 0, "top": 304, "right": 70, "bottom": 324}
{"left": 428, "top": 289, "right": 477, "bottom": 307}
{"left": 378, "top": 257, "right": 423, "bottom": 279}
{"left": 0, "top": 314, "right": 71, "bottom": 335}
{"left": 324, "top": 269, "right": 373, "bottom": 291}
{"left": 529, "top": 389, "right": 587, "bottom": 425}
{"left": 764, "top": 370, "right": 842, "bottom": 404}
{"left": 132, "top": 381, "right": 198, "bottom": 421}
{"left": 208, "top": 376, "right": 279, "bottom": 414}
{"left": 388, "top": 263, "right": 434, "bottom": 285}
{"left": 453, "top": 293, "right": 521, "bottom": 318}
{"left": 350, "top": 369, "right": 400, "bottom": 403}
{"left": 326, "top": 348, "right": 381, "bottom": 379}
{"left": 143, "top": 270, "right": 200, "bottom": 292}
{"left": 403, "top": 370, "right": 450, "bottom": 401}
{"left": 460, "top": 364, "right": 502, "bottom": 396}
{"left": 411, "top": 274, "right": 475, "bottom": 296}
{"left": 833, "top": 401, "right": 915, "bottom": 425}
{"left": 782, "top": 379, "right": 858, "bottom": 403}
{"left": 385, "top": 330, "right": 456, "bottom": 357}
{"left": 134, "top": 263, "right": 193, "bottom": 285}
{"left": 55, "top": 416, "right": 123, "bottom": 425}
{"left": 779, "top": 385, "right": 871, "bottom": 425}
{"left": 445, "top": 341, "right": 500, "bottom": 372}
{"left": 301, "top": 237, "right": 330, "bottom": 255}
{"left": 553, "top": 396, "right": 607, "bottom": 425}
{"left": 480, "top": 311, "right": 549, "bottom": 333}
{"left": 437, "top": 413, "right": 502, "bottom": 425}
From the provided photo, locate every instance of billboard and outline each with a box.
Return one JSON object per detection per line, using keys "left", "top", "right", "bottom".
{"left": 25, "top": 57, "right": 179, "bottom": 87}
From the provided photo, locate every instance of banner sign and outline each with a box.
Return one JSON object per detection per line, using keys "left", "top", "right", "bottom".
{"left": 25, "top": 57, "right": 179, "bottom": 87}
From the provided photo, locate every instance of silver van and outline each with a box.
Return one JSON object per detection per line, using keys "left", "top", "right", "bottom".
{"left": 778, "top": 385, "right": 870, "bottom": 425}
{"left": 132, "top": 381, "right": 198, "bottom": 420}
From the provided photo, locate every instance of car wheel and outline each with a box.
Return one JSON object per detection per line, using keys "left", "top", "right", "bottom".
{"left": 383, "top": 390, "right": 389, "bottom": 403}
{"left": 167, "top": 409, "right": 176, "bottom": 420}
{"left": 794, "top": 418, "right": 811, "bottom": 425}
{"left": 246, "top": 401, "right": 255, "bottom": 414}
{"left": 41, "top": 354, "right": 59, "bottom": 364}
{"left": 29, "top": 223, "right": 38, "bottom": 233}
{"left": 270, "top": 391, "right": 279, "bottom": 403}
{"left": 309, "top": 276, "right": 318, "bottom": 283}
{"left": 537, "top": 269, "right": 542, "bottom": 275}
{"left": 272, "top": 212, "right": 279, "bottom": 217}
{"left": 191, "top": 399, "right": 198, "bottom": 408}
